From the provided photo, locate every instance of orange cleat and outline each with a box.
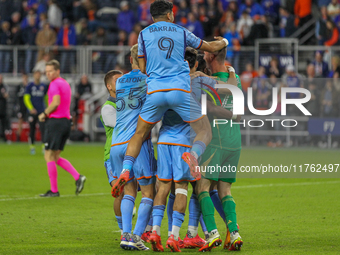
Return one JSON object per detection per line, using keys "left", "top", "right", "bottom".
{"left": 183, "top": 234, "right": 205, "bottom": 249}
{"left": 149, "top": 231, "right": 164, "bottom": 252}
{"left": 178, "top": 237, "right": 185, "bottom": 249}
{"left": 223, "top": 228, "right": 231, "bottom": 249}
{"left": 198, "top": 231, "right": 222, "bottom": 252}
{"left": 141, "top": 231, "right": 152, "bottom": 243}
{"left": 111, "top": 171, "right": 130, "bottom": 198}
{"left": 182, "top": 152, "right": 201, "bottom": 179}
{"left": 166, "top": 235, "right": 181, "bottom": 252}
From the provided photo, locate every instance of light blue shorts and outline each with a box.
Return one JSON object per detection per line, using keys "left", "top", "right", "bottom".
{"left": 139, "top": 90, "right": 203, "bottom": 124}
{"left": 157, "top": 144, "right": 197, "bottom": 182}
{"left": 110, "top": 139, "right": 156, "bottom": 186}
{"left": 104, "top": 159, "right": 116, "bottom": 185}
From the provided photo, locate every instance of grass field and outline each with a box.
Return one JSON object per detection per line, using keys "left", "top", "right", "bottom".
{"left": 0, "top": 143, "right": 339, "bottom": 254}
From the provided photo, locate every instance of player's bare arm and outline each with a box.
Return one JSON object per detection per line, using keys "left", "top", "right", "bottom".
{"left": 138, "top": 58, "right": 146, "bottom": 74}
{"left": 206, "top": 100, "right": 234, "bottom": 119}
{"left": 200, "top": 36, "right": 228, "bottom": 53}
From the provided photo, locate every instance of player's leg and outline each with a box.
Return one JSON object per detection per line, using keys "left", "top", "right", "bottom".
{"left": 167, "top": 183, "right": 175, "bottom": 237}
{"left": 183, "top": 182, "right": 206, "bottom": 248}
{"left": 40, "top": 149, "right": 59, "bottom": 197}
{"left": 54, "top": 119, "right": 86, "bottom": 195}
{"left": 120, "top": 180, "right": 137, "bottom": 250}
{"left": 218, "top": 150, "right": 243, "bottom": 251}
{"left": 209, "top": 183, "right": 226, "bottom": 223}
{"left": 196, "top": 178, "right": 222, "bottom": 252}
{"left": 129, "top": 181, "right": 155, "bottom": 251}
{"left": 38, "top": 119, "right": 45, "bottom": 154}
{"left": 166, "top": 181, "right": 188, "bottom": 252}
{"left": 28, "top": 114, "right": 37, "bottom": 154}
{"left": 149, "top": 180, "right": 171, "bottom": 252}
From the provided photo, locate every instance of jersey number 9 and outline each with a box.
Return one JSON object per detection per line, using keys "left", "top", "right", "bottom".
{"left": 158, "top": 37, "right": 174, "bottom": 59}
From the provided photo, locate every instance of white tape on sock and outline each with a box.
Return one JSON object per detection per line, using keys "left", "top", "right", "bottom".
{"left": 175, "top": 188, "right": 188, "bottom": 196}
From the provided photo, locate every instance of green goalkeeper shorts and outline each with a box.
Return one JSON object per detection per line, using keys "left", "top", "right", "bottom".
{"left": 199, "top": 146, "right": 241, "bottom": 183}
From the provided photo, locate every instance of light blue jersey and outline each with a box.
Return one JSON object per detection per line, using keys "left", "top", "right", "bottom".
{"left": 111, "top": 69, "right": 147, "bottom": 146}
{"left": 138, "top": 21, "right": 203, "bottom": 94}
{"left": 157, "top": 76, "right": 217, "bottom": 147}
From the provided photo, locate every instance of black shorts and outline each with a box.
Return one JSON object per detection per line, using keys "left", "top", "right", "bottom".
{"left": 44, "top": 118, "right": 71, "bottom": 151}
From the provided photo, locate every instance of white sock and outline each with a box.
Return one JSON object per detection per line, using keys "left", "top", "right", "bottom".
{"left": 204, "top": 231, "right": 209, "bottom": 239}
{"left": 188, "top": 226, "right": 198, "bottom": 237}
{"left": 172, "top": 225, "right": 181, "bottom": 240}
{"left": 190, "top": 151, "right": 199, "bottom": 160}
{"left": 145, "top": 225, "right": 152, "bottom": 232}
{"left": 121, "top": 229, "right": 123, "bottom": 235}
{"left": 152, "top": 225, "right": 161, "bottom": 236}
{"left": 168, "top": 231, "right": 171, "bottom": 237}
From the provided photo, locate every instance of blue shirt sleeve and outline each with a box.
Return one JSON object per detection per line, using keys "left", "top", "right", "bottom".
{"left": 185, "top": 28, "right": 203, "bottom": 49}
{"left": 137, "top": 32, "right": 144, "bottom": 58}
{"left": 201, "top": 77, "right": 217, "bottom": 93}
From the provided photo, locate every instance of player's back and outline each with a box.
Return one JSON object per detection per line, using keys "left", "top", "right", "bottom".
{"left": 48, "top": 77, "right": 71, "bottom": 119}
{"left": 138, "top": 21, "right": 202, "bottom": 93}
{"left": 112, "top": 70, "right": 147, "bottom": 145}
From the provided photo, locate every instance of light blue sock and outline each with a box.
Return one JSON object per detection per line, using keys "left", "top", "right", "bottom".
{"left": 200, "top": 214, "right": 207, "bottom": 233}
{"left": 191, "top": 141, "right": 206, "bottom": 159}
{"left": 210, "top": 190, "right": 226, "bottom": 223}
{"left": 122, "top": 155, "right": 136, "bottom": 171}
{"left": 167, "top": 193, "right": 175, "bottom": 233}
{"left": 121, "top": 195, "right": 135, "bottom": 233}
{"left": 133, "top": 198, "right": 153, "bottom": 237}
{"left": 152, "top": 205, "right": 165, "bottom": 227}
{"left": 188, "top": 193, "right": 201, "bottom": 228}
{"left": 172, "top": 211, "right": 185, "bottom": 240}
{"left": 116, "top": 215, "right": 123, "bottom": 231}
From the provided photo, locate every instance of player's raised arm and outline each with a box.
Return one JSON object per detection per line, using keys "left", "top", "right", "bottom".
{"left": 199, "top": 36, "right": 229, "bottom": 53}
{"left": 137, "top": 33, "right": 146, "bottom": 74}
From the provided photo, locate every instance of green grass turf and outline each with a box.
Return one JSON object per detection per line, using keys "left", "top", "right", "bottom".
{"left": 0, "top": 143, "right": 339, "bottom": 254}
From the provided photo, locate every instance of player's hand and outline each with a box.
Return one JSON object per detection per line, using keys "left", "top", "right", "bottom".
{"left": 30, "top": 109, "right": 37, "bottom": 115}
{"left": 214, "top": 36, "right": 229, "bottom": 47}
{"left": 38, "top": 113, "right": 46, "bottom": 122}
{"left": 191, "top": 71, "right": 208, "bottom": 79}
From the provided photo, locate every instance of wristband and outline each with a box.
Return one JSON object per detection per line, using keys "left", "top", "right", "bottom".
{"left": 232, "top": 113, "right": 237, "bottom": 120}
{"left": 222, "top": 38, "right": 229, "bottom": 47}
{"left": 228, "top": 66, "right": 235, "bottom": 73}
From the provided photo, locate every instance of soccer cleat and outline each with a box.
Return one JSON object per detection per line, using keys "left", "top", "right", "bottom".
{"left": 141, "top": 231, "right": 152, "bottom": 243}
{"left": 149, "top": 230, "right": 164, "bottom": 252}
{"left": 75, "top": 175, "right": 86, "bottom": 195}
{"left": 181, "top": 152, "right": 201, "bottom": 179}
{"left": 223, "top": 228, "right": 231, "bottom": 249}
{"left": 178, "top": 237, "right": 184, "bottom": 249}
{"left": 40, "top": 190, "right": 60, "bottom": 197}
{"left": 183, "top": 234, "right": 205, "bottom": 249}
{"left": 198, "top": 230, "right": 222, "bottom": 252}
{"left": 120, "top": 232, "right": 132, "bottom": 250}
{"left": 111, "top": 171, "right": 130, "bottom": 198}
{"left": 128, "top": 234, "right": 150, "bottom": 250}
{"left": 166, "top": 235, "right": 181, "bottom": 252}
{"left": 229, "top": 231, "right": 243, "bottom": 251}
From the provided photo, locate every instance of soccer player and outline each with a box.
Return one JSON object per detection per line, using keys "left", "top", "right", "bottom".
{"left": 112, "top": 0, "right": 229, "bottom": 197}
{"left": 24, "top": 71, "right": 48, "bottom": 154}
{"left": 196, "top": 48, "right": 243, "bottom": 251}
{"left": 15, "top": 74, "right": 29, "bottom": 141}
{"left": 100, "top": 70, "right": 124, "bottom": 235}
{"left": 38, "top": 60, "right": 86, "bottom": 197}
{"left": 110, "top": 45, "right": 155, "bottom": 251}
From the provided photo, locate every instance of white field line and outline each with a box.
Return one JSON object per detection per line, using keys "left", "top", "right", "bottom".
{"left": 0, "top": 180, "right": 339, "bottom": 202}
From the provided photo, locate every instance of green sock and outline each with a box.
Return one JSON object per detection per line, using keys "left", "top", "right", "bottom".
{"left": 222, "top": 195, "right": 238, "bottom": 233}
{"left": 198, "top": 191, "right": 217, "bottom": 232}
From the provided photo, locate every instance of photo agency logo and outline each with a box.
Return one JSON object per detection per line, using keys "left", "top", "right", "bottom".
{"left": 201, "top": 84, "right": 312, "bottom": 128}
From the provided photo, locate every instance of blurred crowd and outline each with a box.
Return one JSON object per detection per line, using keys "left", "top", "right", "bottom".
{"left": 1, "top": 0, "right": 340, "bottom": 73}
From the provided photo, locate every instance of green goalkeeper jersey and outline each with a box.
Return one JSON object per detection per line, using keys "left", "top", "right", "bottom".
{"left": 210, "top": 72, "right": 242, "bottom": 151}
{"left": 100, "top": 98, "right": 116, "bottom": 162}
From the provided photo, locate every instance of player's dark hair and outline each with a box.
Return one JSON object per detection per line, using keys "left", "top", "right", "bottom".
{"left": 46, "top": 60, "right": 60, "bottom": 71}
{"left": 197, "top": 54, "right": 212, "bottom": 76}
{"left": 150, "top": 0, "right": 173, "bottom": 19}
{"left": 185, "top": 47, "right": 197, "bottom": 69}
{"left": 104, "top": 70, "right": 123, "bottom": 92}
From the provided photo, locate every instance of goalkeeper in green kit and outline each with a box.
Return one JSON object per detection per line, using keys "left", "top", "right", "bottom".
{"left": 196, "top": 47, "right": 243, "bottom": 251}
